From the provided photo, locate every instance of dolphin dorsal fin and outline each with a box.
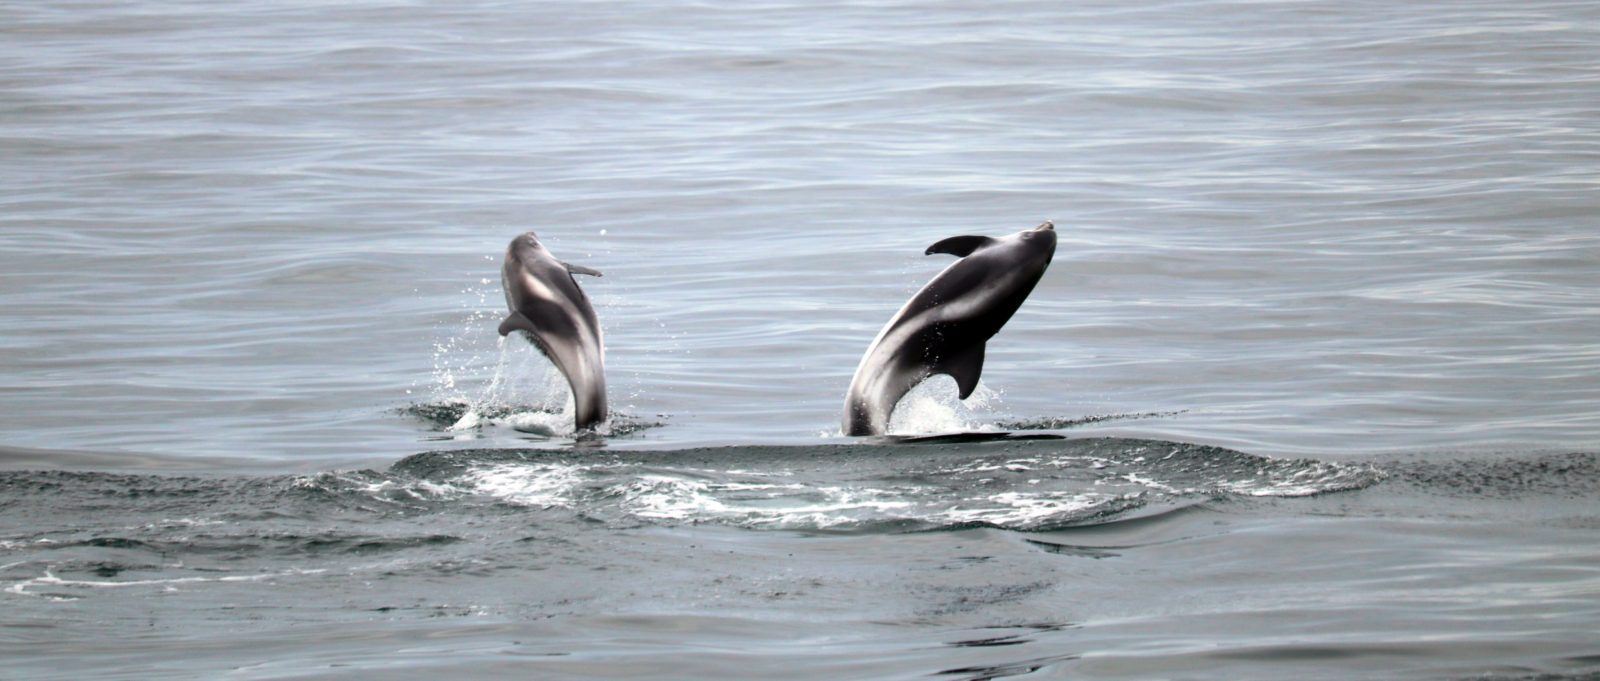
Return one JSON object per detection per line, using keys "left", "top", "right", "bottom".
{"left": 925, "top": 235, "right": 997, "bottom": 257}
{"left": 563, "top": 262, "right": 603, "bottom": 277}
{"left": 936, "top": 343, "right": 987, "bottom": 400}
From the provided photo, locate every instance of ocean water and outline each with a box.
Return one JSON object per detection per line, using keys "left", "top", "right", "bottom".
{"left": 2, "top": 0, "right": 1598, "bottom": 678}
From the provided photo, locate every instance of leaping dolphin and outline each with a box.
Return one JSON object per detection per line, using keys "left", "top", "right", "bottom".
{"left": 843, "top": 221, "right": 1057, "bottom": 436}
{"left": 498, "top": 232, "right": 608, "bottom": 431}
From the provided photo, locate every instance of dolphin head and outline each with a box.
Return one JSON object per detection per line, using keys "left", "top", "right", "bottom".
{"left": 511, "top": 231, "right": 545, "bottom": 250}
{"left": 507, "top": 232, "right": 550, "bottom": 264}
{"left": 1012, "top": 220, "right": 1057, "bottom": 267}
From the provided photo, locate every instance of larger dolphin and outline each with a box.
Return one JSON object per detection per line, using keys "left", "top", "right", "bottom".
{"left": 498, "top": 232, "right": 608, "bottom": 431}
{"left": 843, "top": 221, "right": 1057, "bottom": 436}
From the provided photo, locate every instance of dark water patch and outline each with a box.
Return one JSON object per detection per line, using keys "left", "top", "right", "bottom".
{"left": 1022, "top": 539, "right": 1120, "bottom": 559}
{"left": 397, "top": 400, "right": 665, "bottom": 438}
{"left": 1467, "top": 674, "right": 1600, "bottom": 681}
{"left": 43, "top": 532, "right": 411, "bottom": 560}
{"left": 940, "top": 623, "right": 1080, "bottom": 653}
{"left": 306, "top": 533, "right": 461, "bottom": 555}
{"left": 995, "top": 411, "right": 1187, "bottom": 431}
{"left": 392, "top": 447, "right": 597, "bottom": 478}
{"left": 919, "top": 579, "right": 1059, "bottom": 619}
{"left": 48, "top": 560, "right": 166, "bottom": 579}
{"left": 1388, "top": 451, "right": 1600, "bottom": 500}
{"left": 80, "top": 537, "right": 153, "bottom": 550}
{"left": 594, "top": 416, "right": 667, "bottom": 438}
{"left": 399, "top": 400, "right": 479, "bottom": 426}
{"left": 946, "top": 634, "right": 1030, "bottom": 647}
{"left": 885, "top": 432, "right": 1067, "bottom": 444}
{"left": 937, "top": 652, "right": 1080, "bottom": 680}
{"left": 0, "top": 470, "right": 244, "bottom": 501}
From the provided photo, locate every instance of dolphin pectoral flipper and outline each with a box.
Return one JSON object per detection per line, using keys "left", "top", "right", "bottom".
{"left": 563, "top": 262, "right": 603, "bottom": 277}
{"left": 935, "top": 342, "right": 986, "bottom": 400}
{"left": 498, "top": 311, "right": 537, "bottom": 337}
{"left": 925, "top": 235, "right": 998, "bottom": 257}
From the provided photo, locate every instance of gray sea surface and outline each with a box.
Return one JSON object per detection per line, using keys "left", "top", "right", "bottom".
{"left": 2, "top": 0, "right": 1598, "bottom": 679}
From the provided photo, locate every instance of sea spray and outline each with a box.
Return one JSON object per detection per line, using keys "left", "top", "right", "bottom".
{"left": 886, "top": 376, "right": 1004, "bottom": 435}
{"left": 445, "top": 337, "right": 578, "bottom": 437}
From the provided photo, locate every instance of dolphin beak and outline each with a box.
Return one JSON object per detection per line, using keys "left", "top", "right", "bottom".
{"left": 1033, "top": 221, "right": 1054, "bottom": 232}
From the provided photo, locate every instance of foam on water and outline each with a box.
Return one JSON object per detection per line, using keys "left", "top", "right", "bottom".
{"left": 616, "top": 476, "right": 920, "bottom": 528}
{"left": 457, "top": 462, "right": 584, "bottom": 508}
{"left": 940, "top": 491, "right": 1119, "bottom": 527}
{"left": 372, "top": 438, "right": 1383, "bottom": 531}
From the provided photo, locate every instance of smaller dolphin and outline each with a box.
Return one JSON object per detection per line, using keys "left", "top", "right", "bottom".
{"left": 843, "top": 221, "right": 1057, "bottom": 436}
{"left": 498, "top": 232, "right": 608, "bottom": 431}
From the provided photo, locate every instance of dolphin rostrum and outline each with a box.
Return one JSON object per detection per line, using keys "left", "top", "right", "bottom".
{"left": 843, "top": 221, "right": 1057, "bottom": 436}
{"left": 498, "top": 232, "right": 608, "bottom": 431}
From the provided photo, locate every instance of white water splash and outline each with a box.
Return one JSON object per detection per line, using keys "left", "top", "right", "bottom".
{"left": 443, "top": 338, "right": 580, "bottom": 437}
{"left": 428, "top": 279, "right": 502, "bottom": 399}
{"left": 424, "top": 276, "right": 594, "bottom": 438}
{"left": 940, "top": 491, "right": 1118, "bottom": 527}
{"left": 1212, "top": 461, "right": 1385, "bottom": 497}
{"left": 887, "top": 376, "right": 1003, "bottom": 435}
{"left": 458, "top": 463, "right": 586, "bottom": 508}
{"left": 617, "top": 475, "right": 918, "bottom": 528}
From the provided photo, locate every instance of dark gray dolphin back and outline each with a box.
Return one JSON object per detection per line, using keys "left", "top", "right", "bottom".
{"left": 843, "top": 221, "right": 1057, "bottom": 436}
{"left": 498, "top": 232, "right": 608, "bottom": 431}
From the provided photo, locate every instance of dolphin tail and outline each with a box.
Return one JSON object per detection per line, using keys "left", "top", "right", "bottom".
{"left": 573, "top": 385, "right": 608, "bottom": 432}
{"left": 842, "top": 398, "right": 876, "bottom": 437}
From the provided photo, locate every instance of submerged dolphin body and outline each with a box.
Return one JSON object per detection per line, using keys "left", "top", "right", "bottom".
{"left": 498, "top": 232, "right": 608, "bottom": 431}
{"left": 843, "top": 221, "right": 1057, "bottom": 436}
